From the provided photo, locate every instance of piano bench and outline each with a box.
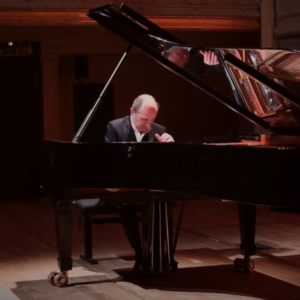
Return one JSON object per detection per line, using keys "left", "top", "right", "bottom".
{"left": 74, "top": 199, "right": 121, "bottom": 264}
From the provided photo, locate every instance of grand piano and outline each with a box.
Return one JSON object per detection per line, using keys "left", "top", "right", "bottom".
{"left": 42, "top": 3, "right": 300, "bottom": 287}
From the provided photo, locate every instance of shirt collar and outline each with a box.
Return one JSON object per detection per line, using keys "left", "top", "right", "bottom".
{"left": 130, "top": 115, "right": 151, "bottom": 141}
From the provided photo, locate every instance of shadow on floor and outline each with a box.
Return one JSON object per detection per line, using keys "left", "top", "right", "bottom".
{"left": 115, "top": 264, "right": 300, "bottom": 300}
{"left": 10, "top": 262, "right": 300, "bottom": 300}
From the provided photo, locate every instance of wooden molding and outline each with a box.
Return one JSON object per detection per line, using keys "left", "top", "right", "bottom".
{"left": 0, "top": 10, "right": 92, "bottom": 26}
{"left": 0, "top": 9, "right": 260, "bottom": 30}
{"left": 151, "top": 16, "right": 260, "bottom": 31}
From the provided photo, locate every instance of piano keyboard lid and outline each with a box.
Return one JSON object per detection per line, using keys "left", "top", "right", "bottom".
{"left": 87, "top": 3, "right": 300, "bottom": 136}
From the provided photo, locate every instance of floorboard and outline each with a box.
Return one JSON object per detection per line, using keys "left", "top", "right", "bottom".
{"left": 1, "top": 198, "right": 300, "bottom": 300}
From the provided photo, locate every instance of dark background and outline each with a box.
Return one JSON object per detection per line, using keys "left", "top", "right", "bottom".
{"left": 0, "top": 42, "right": 43, "bottom": 199}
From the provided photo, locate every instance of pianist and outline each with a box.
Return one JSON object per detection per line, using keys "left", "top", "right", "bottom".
{"left": 105, "top": 94, "right": 174, "bottom": 270}
{"left": 105, "top": 94, "right": 174, "bottom": 143}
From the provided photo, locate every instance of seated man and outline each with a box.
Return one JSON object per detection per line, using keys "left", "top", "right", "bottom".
{"left": 105, "top": 94, "right": 174, "bottom": 270}
{"left": 105, "top": 94, "right": 173, "bottom": 143}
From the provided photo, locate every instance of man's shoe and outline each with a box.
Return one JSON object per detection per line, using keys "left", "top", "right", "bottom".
{"left": 133, "top": 260, "right": 148, "bottom": 272}
{"left": 171, "top": 258, "right": 178, "bottom": 271}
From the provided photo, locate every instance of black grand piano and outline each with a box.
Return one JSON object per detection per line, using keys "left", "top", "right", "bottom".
{"left": 42, "top": 3, "right": 300, "bottom": 287}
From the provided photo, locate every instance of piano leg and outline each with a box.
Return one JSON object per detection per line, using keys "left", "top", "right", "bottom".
{"left": 235, "top": 202, "right": 256, "bottom": 272}
{"left": 48, "top": 199, "right": 74, "bottom": 287}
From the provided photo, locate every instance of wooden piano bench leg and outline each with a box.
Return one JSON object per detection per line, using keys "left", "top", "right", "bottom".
{"left": 74, "top": 199, "right": 121, "bottom": 265}
{"left": 79, "top": 213, "right": 98, "bottom": 265}
{"left": 74, "top": 199, "right": 104, "bottom": 264}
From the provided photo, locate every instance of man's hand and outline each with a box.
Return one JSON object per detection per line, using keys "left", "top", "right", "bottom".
{"left": 155, "top": 133, "right": 174, "bottom": 142}
{"left": 199, "top": 50, "right": 219, "bottom": 65}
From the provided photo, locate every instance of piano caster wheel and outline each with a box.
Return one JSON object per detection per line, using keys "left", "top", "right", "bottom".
{"left": 48, "top": 271, "right": 56, "bottom": 285}
{"left": 245, "top": 258, "right": 255, "bottom": 272}
{"left": 234, "top": 258, "right": 255, "bottom": 273}
{"left": 50, "top": 272, "right": 68, "bottom": 287}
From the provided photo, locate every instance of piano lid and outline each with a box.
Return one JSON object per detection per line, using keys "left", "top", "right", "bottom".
{"left": 87, "top": 3, "right": 300, "bottom": 135}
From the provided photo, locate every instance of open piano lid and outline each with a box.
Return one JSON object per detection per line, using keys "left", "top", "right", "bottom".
{"left": 88, "top": 3, "right": 300, "bottom": 136}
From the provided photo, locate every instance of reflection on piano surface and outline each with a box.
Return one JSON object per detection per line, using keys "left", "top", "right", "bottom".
{"left": 159, "top": 43, "right": 300, "bottom": 128}
{"left": 220, "top": 48, "right": 300, "bottom": 128}
{"left": 43, "top": 3, "right": 300, "bottom": 287}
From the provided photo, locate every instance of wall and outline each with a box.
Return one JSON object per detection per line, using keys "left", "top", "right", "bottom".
{"left": 55, "top": 29, "right": 260, "bottom": 142}
{"left": 0, "top": 11, "right": 261, "bottom": 198}
{"left": 0, "top": 42, "right": 43, "bottom": 199}
{"left": 274, "top": 0, "right": 300, "bottom": 48}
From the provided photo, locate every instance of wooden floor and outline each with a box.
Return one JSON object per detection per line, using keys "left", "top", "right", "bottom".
{"left": 1, "top": 197, "right": 300, "bottom": 300}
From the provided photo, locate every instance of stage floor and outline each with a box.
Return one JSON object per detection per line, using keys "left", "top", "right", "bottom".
{"left": 1, "top": 197, "right": 300, "bottom": 300}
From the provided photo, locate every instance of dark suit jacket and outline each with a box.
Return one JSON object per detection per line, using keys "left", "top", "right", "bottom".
{"left": 105, "top": 115, "right": 166, "bottom": 142}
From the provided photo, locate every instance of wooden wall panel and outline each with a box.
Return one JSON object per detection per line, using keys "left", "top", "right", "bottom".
{"left": 274, "top": 0, "right": 300, "bottom": 48}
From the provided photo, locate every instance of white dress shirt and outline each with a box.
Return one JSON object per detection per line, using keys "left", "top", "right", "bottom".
{"left": 130, "top": 115, "right": 150, "bottom": 142}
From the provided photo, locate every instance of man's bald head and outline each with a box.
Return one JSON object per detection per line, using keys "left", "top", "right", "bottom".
{"left": 163, "top": 46, "right": 189, "bottom": 68}
{"left": 131, "top": 94, "right": 159, "bottom": 113}
{"left": 130, "top": 94, "right": 159, "bottom": 133}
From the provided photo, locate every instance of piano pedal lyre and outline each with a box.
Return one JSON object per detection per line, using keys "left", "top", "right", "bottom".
{"left": 147, "top": 197, "right": 173, "bottom": 272}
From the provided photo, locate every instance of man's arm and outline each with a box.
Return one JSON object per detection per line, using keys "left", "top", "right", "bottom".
{"left": 199, "top": 50, "right": 219, "bottom": 66}
{"left": 152, "top": 123, "right": 174, "bottom": 142}
{"left": 197, "top": 50, "right": 224, "bottom": 76}
{"left": 155, "top": 133, "right": 174, "bottom": 142}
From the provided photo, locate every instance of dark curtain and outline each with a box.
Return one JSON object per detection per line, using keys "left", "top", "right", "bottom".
{"left": 73, "top": 83, "right": 114, "bottom": 142}
{"left": 0, "top": 42, "right": 43, "bottom": 199}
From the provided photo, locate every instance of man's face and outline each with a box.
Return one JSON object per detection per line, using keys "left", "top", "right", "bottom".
{"left": 131, "top": 105, "right": 158, "bottom": 133}
{"left": 163, "top": 46, "right": 189, "bottom": 68}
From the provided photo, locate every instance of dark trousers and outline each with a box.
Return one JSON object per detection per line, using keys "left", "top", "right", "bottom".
{"left": 117, "top": 202, "right": 174, "bottom": 263}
